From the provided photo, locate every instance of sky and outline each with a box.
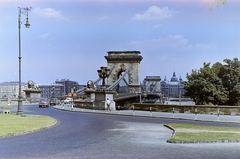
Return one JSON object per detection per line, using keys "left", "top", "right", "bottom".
{"left": 1, "top": 0, "right": 240, "bottom": 85}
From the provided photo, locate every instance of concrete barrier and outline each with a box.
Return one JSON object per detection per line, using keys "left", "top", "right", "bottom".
{"left": 3, "top": 110, "right": 10, "bottom": 114}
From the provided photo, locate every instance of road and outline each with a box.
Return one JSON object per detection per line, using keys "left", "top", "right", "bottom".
{"left": 1, "top": 105, "right": 240, "bottom": 159}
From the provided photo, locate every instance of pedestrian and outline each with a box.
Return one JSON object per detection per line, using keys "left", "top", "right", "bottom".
{"left": 106, "top": 98, "right": 111, "bottom": 112}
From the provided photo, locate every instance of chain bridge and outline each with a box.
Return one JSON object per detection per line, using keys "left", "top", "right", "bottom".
{"left": 76, "top": 51, "right": 161, "bottom": 107}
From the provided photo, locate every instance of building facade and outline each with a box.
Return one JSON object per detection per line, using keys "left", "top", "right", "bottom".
{"left": 0, "top": 82, "right": 27, "bottom": 99}
{"left": 37, "top": 79, "right": 85, "bottom": 99}
{"left": 0, "top": 79, "right": 86, "bottom": 100}
{"left": 55, "top": 79, "right": 84, "bottom": 95}
{"left": 38, "top": 84, "right": 64, "bottom": 98}
{"left": 160, "top": 72, "right": 186, "bottom": 98}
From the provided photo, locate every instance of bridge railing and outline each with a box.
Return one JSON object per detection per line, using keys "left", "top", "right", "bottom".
{"left": 124, "top": 103, "right": 240, "bottom": 116}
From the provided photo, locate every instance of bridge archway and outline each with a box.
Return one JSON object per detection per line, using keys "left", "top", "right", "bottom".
{"left": 115, "top": 71, "right": 129, "bottom": 93}
{"left": 105, "top": 51, "right": 143, "bottom": 93}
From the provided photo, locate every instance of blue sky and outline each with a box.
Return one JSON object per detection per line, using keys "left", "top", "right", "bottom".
{"left": 1, "top": 0, "right": 240, "bottom": 85}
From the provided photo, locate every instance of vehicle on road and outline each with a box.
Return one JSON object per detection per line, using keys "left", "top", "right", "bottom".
{"left": 64, "top": 97, "right": 73, "bottom": 104}
{"left": 50, "top": 98, "right": 59, "bottom": 105}
{"left": 39, "top": 98, "right": 49, "bottom": 108}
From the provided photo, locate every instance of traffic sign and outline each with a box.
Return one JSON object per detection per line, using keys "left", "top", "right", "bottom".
{"left": 73, "top": 92, "right": 78, "bottom": 97}
{"left": 68, "top": 92, "right": 72, "bottom": 97}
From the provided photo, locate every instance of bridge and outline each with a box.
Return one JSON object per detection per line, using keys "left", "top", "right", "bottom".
{"left": 76, "top": 51, "right": 161, "bottom": 106}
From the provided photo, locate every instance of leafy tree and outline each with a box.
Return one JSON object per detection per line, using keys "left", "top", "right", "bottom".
{"left": 208, "top": 0, "right": 227, "bottom": 9}
{"left": 213, "top": 0, "right": 227, "bottom": 6}
{"left": 185, "top": 58, "right": 240, "bottom": 105}
{"left": 215, "top": 58, "right": 240, "bottom": 105}
{"left": 184, "top": 62, "right": 228, "bottom": 105}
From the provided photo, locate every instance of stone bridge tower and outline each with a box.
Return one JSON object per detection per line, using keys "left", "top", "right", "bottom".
{"left": 105, "top": 51, "right": 143, "bottom": 93}
{"left": 143, "top": 76, "right": 161, "bottom": 93}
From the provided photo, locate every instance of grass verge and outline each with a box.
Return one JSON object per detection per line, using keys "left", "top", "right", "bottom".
{"left": 0, "top": 114, "right": 56, "bottom": 137}
{"left": 167, "top": 124, "right": 240, "bottom": 142}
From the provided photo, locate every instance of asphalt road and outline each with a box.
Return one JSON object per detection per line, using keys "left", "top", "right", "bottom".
{"left": 1, "top": 105, "right": 240, "bottom": 159}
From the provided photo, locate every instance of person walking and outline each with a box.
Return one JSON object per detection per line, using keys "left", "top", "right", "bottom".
{"left": 106, "top": 98, "right": 111, "bottom": 112}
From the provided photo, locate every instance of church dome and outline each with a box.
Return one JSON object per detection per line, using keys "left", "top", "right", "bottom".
{"left": 170, "top": 72, "right": 178, "bottom": 82}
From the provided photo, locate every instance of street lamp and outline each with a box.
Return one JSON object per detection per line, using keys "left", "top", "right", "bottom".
{"left": 73, "top": 84, "right": 76, "bottom": 92}
{"left": 52, "top": 85, "right": 55, "bottom": 98}
{"left": 17, "top": 7, "right": 31, "bottom": 115}
{"left": 97, "top": 66, "right": 110, "bottom": 89}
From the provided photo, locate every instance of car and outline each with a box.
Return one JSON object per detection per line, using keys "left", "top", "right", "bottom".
{"left": 49, "top": 98, "right": 59, "bottom": 105}
{"left": 39, "top": 98, "right": 49, "bottom": 108}
{"left": 64, "top": 97, "right": 73, "bottom": 104}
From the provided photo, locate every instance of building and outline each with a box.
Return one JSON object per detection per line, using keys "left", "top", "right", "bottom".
{"left": 0, "top": 79, "right": 86, "bottom": 100}
{"left": 0, "top": 82, "right": 27, "bottom": 99}
{"left": 55, "top": 79, "right": 85, "bottom": 95}
{"left": 38, "top": 84, "right": 64, "bottom": 98}
{"left": 160, "top": 72, "right": 186, "bottom": 98}
{"left": 38, "top": 79, "right": 79, "bottom": 98}
{"left": 38, "top": 79, "right": 86, "bottom": 99}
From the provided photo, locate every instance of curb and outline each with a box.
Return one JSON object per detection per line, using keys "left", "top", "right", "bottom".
{"left": 53, "top": 106, "right": 240, "bottom": 124}
{"left": 167, "top": 139, "right": 240, "bottom": 144}
{"left": 163, "top": 124, "right": 175, "bottom": 138}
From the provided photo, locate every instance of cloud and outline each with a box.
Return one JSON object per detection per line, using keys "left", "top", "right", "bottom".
{"left": 128, "top": 35, "right": 192, "bottom": 49}
{"left": 128, "top": 35, "right": 217, "bottom": 52}
{"left": 195, "top": 44, "right": 217, "bottom": 49}
{"left": 98, "top": 16, "right": 109, "bottom": 20}
{"left": 33, "top": 7, "right": 69, "bottom": 21}
{"left": 39, "top": 33, "right": 50, "bottom": 39}
{"left": 131, "top": 5, "right": 174, "bottom": 21}
{"left": 153, "top": 24, "right": 161, "bottom": 28}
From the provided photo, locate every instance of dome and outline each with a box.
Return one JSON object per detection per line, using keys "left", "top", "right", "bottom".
{"left": 170, "top": 72, "right": 178, "bottom": 82}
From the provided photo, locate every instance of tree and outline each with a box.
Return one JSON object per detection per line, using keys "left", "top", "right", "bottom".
{"left": 213, "top": 0, "right": 227, "bottom": 6}
{"left": 184, "top": 62, "right": 228, "bottom": 105}
{"left": 185, "top": 58, "right": 240, "bottom": 105}
{"left": 215, "top": 58, "right": 240, "bottom": 105}
{"left": 207, "top": 0, "right": 227, "bottom": 10}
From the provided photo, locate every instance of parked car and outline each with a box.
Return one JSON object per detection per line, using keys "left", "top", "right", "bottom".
{"left": 49, "top": 98, "right": 59, "bottom": 105}
{"left": 39, "top": 98, "right": 49, "bottom": 108}
{"left": 64, "top": 97, "right": 73, "bottom": 104}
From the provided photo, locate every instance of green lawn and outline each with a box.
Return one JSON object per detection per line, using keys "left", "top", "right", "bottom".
{"left": 167, "top": 124, "right": 240, "bottom": 142}
{"left": 0, "top": 114, "right": 56, "bottom": 137}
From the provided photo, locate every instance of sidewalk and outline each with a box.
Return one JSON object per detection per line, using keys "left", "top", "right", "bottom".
{"left": 53, "top": 105, "right": 240, "bottom": 123}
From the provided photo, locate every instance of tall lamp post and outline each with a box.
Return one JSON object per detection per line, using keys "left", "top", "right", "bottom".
{"left": 17, "top": 7, "right": 31, "bottom": 115}
{"left": 52, "top": 85, "right": 55, "bottom": 98}
{"left": 97, "top": 66, "right": 110, "bottom": 90}
{"left": 72, "top": 84, "right": 77, "bottom": 99}
{"left": 72, "top": 84, "right": 76, "bottom": 92}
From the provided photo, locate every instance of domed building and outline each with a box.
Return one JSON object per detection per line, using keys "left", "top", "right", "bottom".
{"left": 160, "top": 72, "right": 185, "bottom": 98}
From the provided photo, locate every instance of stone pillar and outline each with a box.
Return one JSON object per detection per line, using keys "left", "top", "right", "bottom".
{"left": 105, "top": 92, "right": 116, "bottom": 111}
{"left": 23, "top": 89, "right": 42, "bottom": 103}
{"left": 143, "top": 76, "right": 161, "bottom": 93}
{"left": 104, "top": 51, "right": 143, "bottom": 93}
{"left": 94, "top": 90, "right": 116, "bottom": 110}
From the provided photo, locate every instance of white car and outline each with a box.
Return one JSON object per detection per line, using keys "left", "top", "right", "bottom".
{"left": 64, "top": 97, "right": 73, "bottom": 104}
